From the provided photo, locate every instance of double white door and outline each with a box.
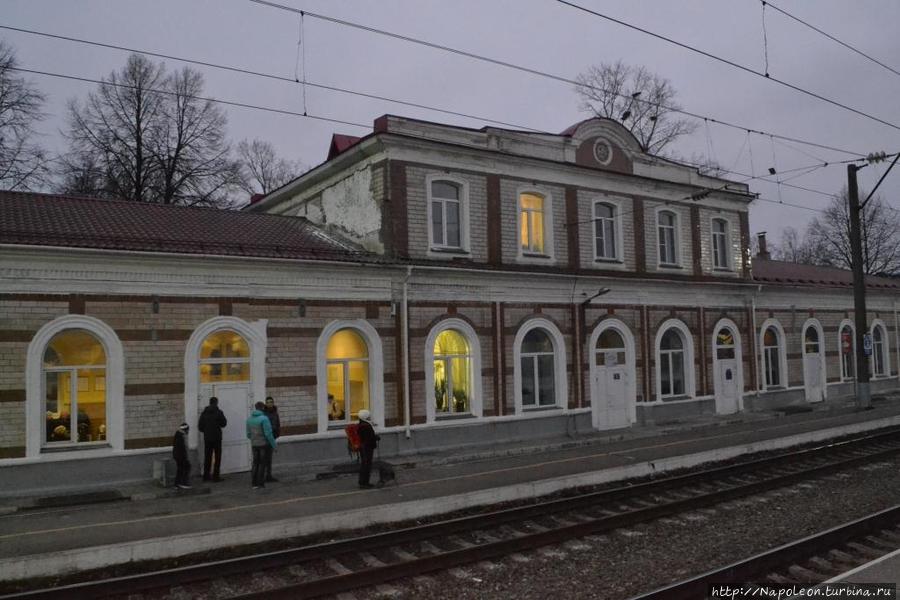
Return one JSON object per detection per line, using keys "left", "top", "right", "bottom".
{"left": 200, "top": 383, "right": 251, "bottom": 473}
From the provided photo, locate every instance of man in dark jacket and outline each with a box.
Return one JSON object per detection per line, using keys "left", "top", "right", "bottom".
{"left": 263, "top": 396, "right": 281, "bottom": 482}
{"left": 172, "top": 422, "right": 191, "bottom": 489}
{"left": 198, "top": 397, "right": 227, "bottom": 482}
{"left": 357, "top": 409, "right": 379, "bottom": 489}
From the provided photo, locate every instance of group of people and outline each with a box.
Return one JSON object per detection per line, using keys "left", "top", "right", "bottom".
{"left": 171, "top": 395, "right": 281, "bottom": 490}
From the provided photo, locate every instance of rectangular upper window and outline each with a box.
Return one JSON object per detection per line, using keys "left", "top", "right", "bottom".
{"left": 594, "top": 201, "right": 618, "bottom": 260}
{"left": 657, "top": 210, "right": 678, "bottom": 266}
{"left": 519, "top": 192, "right": 546, "bottom": 255}
{"left": 712, "top": 218, "right": 729, "bottom": 269}
{"left": 427, "top": 176, "right": 470, "bottom": 254}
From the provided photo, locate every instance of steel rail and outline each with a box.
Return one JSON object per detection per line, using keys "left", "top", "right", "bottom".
{"left": 629, "top": 505, "right": 900, "bottom": 600}
{"left": 4, "top": 427, "right": 900, "bottom": 600}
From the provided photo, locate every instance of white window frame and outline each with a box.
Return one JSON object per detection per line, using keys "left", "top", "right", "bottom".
{"left": 426, "top": 174, "right": 470, "bottom": 255}
{"left": 759, "top": 318, "right": 788, "bottom": 390}
{"left": 516, "top": 187, "right": 555, "bottom": 262}
{"left": 513, "top": 318, "right": 568, "bottom": 414}
{"left": 655, "top": 207, "right": 681, "bottom": 268}
{"left": 838, "top": 319, "right": 856, "bottom": 382}
{"left": 592, "top": 197, "right": 624, "bottom": 263}
{"left": 654, "top": 319, "right": 695, "bottom": 401}
{"left": 316, "top": 320, "right": 384, "bottom": 433}
{"left": 26, "top": 315, "right": 125, "bottom": 459}
{"left": 424, "top": 318, "right": 484, "bottom": 423}
{"left": 870, "top": 319, "right": 889, "bottom": 379}
{"left": 710, "top": 216, "right": 731, "bottom": 270}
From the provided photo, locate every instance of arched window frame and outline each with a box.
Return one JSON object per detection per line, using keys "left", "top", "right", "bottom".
{"left": 801, "top": 318, "right": 828, "bottom": 399}
{"left": 870, "top": 319, "right": 890, "bottom": 379}
{"left": 655, "top": 207, "right": 682, "bottom": 267}
{"left": 838, "top": 319, "right": 856, "bottom": 382}
{"left": 654, "top": 319, "right": 695, "bottom": 400}
{"left": 184, "top": 316, "right": 267, "bottom": 449}
{"left": 588, "top": 318, "right": 636, "bottom": 423}
{"left": 424, "top": 318, "right": 483, "bottom": 423}
{"left": 26, "top": 315, "right": 125, "bottom": 458}
{"left": 513, "top": 318, "right": 568, "bottom": 414}
{"left": 516, "top": 187, "right": 555, "bottom": 262}
{"left": 316, "top": 320, "right": 384, "bottom": 433}
{"left": 426, "top": 174, "right": 470, "bottom": 255}
{"left": 592, "top": 197, "right": 624, "bottom": 263}
{"left": 759, "top": 318, "right": 788, "bottom": 390}
{"left": 710, "top": 317, "right": 744, "bottom": 408}
{"left": 710, "top": 216, "right": 732, "bottom": 270}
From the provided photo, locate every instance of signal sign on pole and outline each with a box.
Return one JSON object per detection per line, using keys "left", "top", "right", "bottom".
{"left": 863, "top": 333, "right": 873, "bottom": 356}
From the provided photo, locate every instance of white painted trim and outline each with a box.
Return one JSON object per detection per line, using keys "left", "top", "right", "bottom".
{"left": 870, "top": 318, "right": 890, "bottom": 379}
{"left": 587, "top": 318, "right": 636, "bottom": 426}
{"left": 515, "top": 186, "right": 556, "bottom": 263}
{"left": 654, "top": 206, "right": 682, "bottom": 268}
{"left": 709, "top": 215, "right": 733, "bottom": 271}
{"left": 759, "top": 318, "right": 789, "bottom": 390}
{"left": 654, "top": 318, "right": 696, "bottom": 401}
{"left": 316, "top": 320, "right": 385, "bottom": 433}
{"left": 838, "top": 319, "right": 857, "bottom": 381}
{"left": 183, "top": 317, "right": 268, "bottom": 450}
{"left": 512, "top": 318, "right": 569, "bottom": 414}
{"left": 25, "top": 315, "right": 125, "bottom": 459}
{"left": 590, "top": 196, "right": 626, "bottom": 264}
{"left": 425, "top": 174, "right": 471, "bottom": 256}
{"left": 710, "top": 317, "right": 744, "bottom": 413}
{"left": 423, "top": 318, "right": 484, "bottom": 423}
{"left": 801, "top": 318, "right": 828, "bottom": 402}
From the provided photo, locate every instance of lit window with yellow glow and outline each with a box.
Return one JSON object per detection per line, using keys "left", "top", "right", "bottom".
{"left": 326, "top": 329, "right": 370, "bottom": 423}
{"left": 42, "top": 329, "right": 107, "bottom": 446}
{"left": 433, "top": 329, "right": 471, "bottom": 414}
{"left": 519, "top": 192, "right": 546, "bottom": 254}
{"left": 199, "top": 330, "right": 250, "bottom": 383}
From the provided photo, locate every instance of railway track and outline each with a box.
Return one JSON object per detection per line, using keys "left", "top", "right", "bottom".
{"left": 631, "top": 505, "right": 900, "bottom": 600}
{"left": 5, "top": 427, "right": 900, "bottom": 600}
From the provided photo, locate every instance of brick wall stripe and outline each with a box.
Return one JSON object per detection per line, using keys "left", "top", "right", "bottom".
{"left": 125, "top": 382, "right": 184, "bottom": 396}
{"left": 0, "top": 390, "right": 25, "bottom": 403}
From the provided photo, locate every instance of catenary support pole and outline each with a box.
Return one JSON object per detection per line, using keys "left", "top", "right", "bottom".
{"left": 848, "top": 164, "right": 871, "bottom": 409}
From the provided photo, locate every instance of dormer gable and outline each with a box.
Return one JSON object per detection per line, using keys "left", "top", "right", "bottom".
{"left": 561, "top": 118, "right": 642, "bottom": 174}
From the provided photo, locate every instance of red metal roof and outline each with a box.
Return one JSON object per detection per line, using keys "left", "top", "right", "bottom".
{"left": 752, "top": 258, "right": 900, "bottom": 289}
{"left": 0, "top": 191, "right": 369, "bottom": 262}
{"left": 327, "top": 134, "right": 362, "bottom": 160}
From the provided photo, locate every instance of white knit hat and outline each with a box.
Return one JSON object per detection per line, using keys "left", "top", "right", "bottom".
{"left": 358, "top": 409, "right": 371, "bottom": 422}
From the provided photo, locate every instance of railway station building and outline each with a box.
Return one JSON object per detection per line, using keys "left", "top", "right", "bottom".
{"left": 1, "top": 114, "right": 898, "bottom": 490}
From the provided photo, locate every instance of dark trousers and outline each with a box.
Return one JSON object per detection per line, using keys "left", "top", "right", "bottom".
{"left": 359, "top": 446, "right": 375, "bottom": 485}
{"left": 264, "top": 443, "right": 275, "bottom": 480}
{"left": 203, "top": 439, "right": 222, "bottom": 479}
{"left": 175, "top": 459, "right": 191, "bottom": 487}
{"left": 251, "top": 445, "right": 268, "bottom": 487}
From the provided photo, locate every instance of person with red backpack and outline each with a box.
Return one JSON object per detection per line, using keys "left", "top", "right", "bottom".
{"left": 357, "top": 409, "right": 379, "bottom": 488}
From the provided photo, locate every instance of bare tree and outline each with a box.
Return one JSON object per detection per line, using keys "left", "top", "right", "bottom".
{"left": 236, "top": 138, "right": 303, "bottom": 196}
{"left": 0, "top": 41, "right": 48, "bottom": 190}
{"left": 772, "top": 226, "right": 818, "bottom": 264}
{"left": 574, "top": 60, "right": 697, "bottom": 155}
{"left": 62, "top": 54, "right": 237, "bottom": 206}
{"left": 804, "top": 187, "right": 900, "bottom": 275}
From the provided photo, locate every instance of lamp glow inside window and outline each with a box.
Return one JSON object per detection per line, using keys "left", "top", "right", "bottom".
{"left": 716, "top": 328, "right": 736, "bottom": 360}
{"left": 326, "top": 329, "right": 370, "bottom": 423}
{"left": 199, "top": 329, "right": 250, "bottom": 383}
{"left": 430, "top": 180, "right": 462, "bottom": 249}
{"left": 712, "top": 218, "right": 728, "bottom": 269}
{"left": 594, "top": 202, "right": 617, "bottom": 260}
{"left": 658, "top": 210, "right": 678, "bottom": 265}
{"left": 433, "top": 329, "right": 471, "bottom": 414}
{"left": 42, "top": 329, "right": 107, "bottom": 446}
{"left": 592, "top": 139, "right": 613, "bottom": 165}
{"left": 520, "top": 328, "right": 556, "bottom": 407}
{"left": 519, "top": 192, "right": 546, "bottom": 254}
{"left": 659, "top": 329, "right": 685, "bottom": 397}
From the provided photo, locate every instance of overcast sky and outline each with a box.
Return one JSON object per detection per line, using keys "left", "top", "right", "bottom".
{"left": 5, "top": 0, "right": 900, "bottom": 243}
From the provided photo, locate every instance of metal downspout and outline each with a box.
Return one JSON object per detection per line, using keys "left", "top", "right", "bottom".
{"left": 402, "top": 266, "right": 412, "bottom": 439}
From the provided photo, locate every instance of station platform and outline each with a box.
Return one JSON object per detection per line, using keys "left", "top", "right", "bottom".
{"left": 829, "top": 548, "right": 900, "bottom": 584}
{"left": 3, "top": 397, "right": 900, "bottom": 584}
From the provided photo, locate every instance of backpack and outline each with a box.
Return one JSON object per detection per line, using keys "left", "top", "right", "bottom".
{"left": 344, "top": 424, "right": 362, "bottom": 461}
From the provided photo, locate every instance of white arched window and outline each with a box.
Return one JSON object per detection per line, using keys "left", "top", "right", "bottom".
{"left": 427, "top": 176, "right": 469, "bottom": 252}
{"left": 594, "top": 201, "right": 618, "bottom": 260}
{"left": 424, "top": 318, "right": 484, "bottom": 422}
{"left": 199, "top": 330, "right": 250, "bottom": 383}
{"left": 839, "top": 321, "right": 856, "bottom": 381}
{"left": 655, "top": 320, "right": 695, "bottom": 401}
{"left": 657, "top": 210, "right": 679, "bottom": 266}
{"left": 871, "top": 321, "right": 889, "bottom": 378}
{"left": 763, "top": 326, "right": 782, "bottom": 388}
{"left": 514, "top": 319, "right": 567, "bottom": 413}
{"left": 711, "top": 218, "right": 729, "bottom": 269}
{"left": 804, "top": 323, "right": 820, "bottom": 355}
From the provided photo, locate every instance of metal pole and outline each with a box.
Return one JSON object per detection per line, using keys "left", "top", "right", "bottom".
{"left": 847, "top": 164, "right": 871, "bottom": 409}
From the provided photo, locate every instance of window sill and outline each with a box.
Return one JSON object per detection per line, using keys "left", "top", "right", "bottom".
{"left": 712, "top": 267, "right": 734, "bottom": 273}
{"left": 522, "top": 405, "right": 561, "bottom": 412}
{"left": 594, "top": 258, "right": 624, "bottom": 265}
{"left": 762, "top": 386, "right": 786, "bottom": 391}
{"left": 435, "top": 412, "right": 474, "bottom": 421}
{"left": 42, "top": 442, "right": 111, "bottom": 453}
{"left": 657, "top": 263, "right": 683, "bottom": 270}
{"left": 520, "top": 252, "right": 553, "bottom": 260}
{"left": 659, "top": 394, "right": 691, "bottom": 402}
{"left": 429, "top": 247, "right": 470, "bottom": 256}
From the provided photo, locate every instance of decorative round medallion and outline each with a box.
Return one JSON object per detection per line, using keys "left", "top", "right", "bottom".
{"left": 592, "top": 138, "right": 613, "bottom": 165}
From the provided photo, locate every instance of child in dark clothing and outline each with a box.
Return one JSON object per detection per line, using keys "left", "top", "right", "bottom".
{"left": 172, "top": 422, "right": 192, "bottom": 489}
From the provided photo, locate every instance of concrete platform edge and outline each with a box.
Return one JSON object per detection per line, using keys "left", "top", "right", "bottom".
{"left": 3, "top": 414, "right": 898, "bottom": 583}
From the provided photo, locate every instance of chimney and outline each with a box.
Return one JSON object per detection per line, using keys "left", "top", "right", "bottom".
{"left": 757, "top": 232, "right": 771, "bottom": 259}
{"left": 249, "top": 193, "right": 265, "bottom": 205}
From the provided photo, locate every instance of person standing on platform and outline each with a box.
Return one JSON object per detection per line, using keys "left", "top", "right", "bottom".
{"left": 246, "top": 401, "right": 276, "bottom": 489}
{"left": 357, "top": 409, "right": 379, "bottom": 489}
{"left": 172, "top": 422, "right": 192, "bottom": 489}
{"left": 198, "top": 396, "right": 227, "bottom": 482}
{"left": 263, "top": 396, "right": 281, "bottom": 482}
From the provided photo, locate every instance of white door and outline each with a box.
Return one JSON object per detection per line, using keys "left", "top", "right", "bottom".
{"left": 714, "top": 360, "right": 739, "bottom": 414}
{"left": 803, "top": 354, "right": 824, "bottom": 403}
{"left": 200, "top": 383, "right": 252, "bottom": 473}
{"left": 593, "top": 366, "right": 629, "bottom": 430}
